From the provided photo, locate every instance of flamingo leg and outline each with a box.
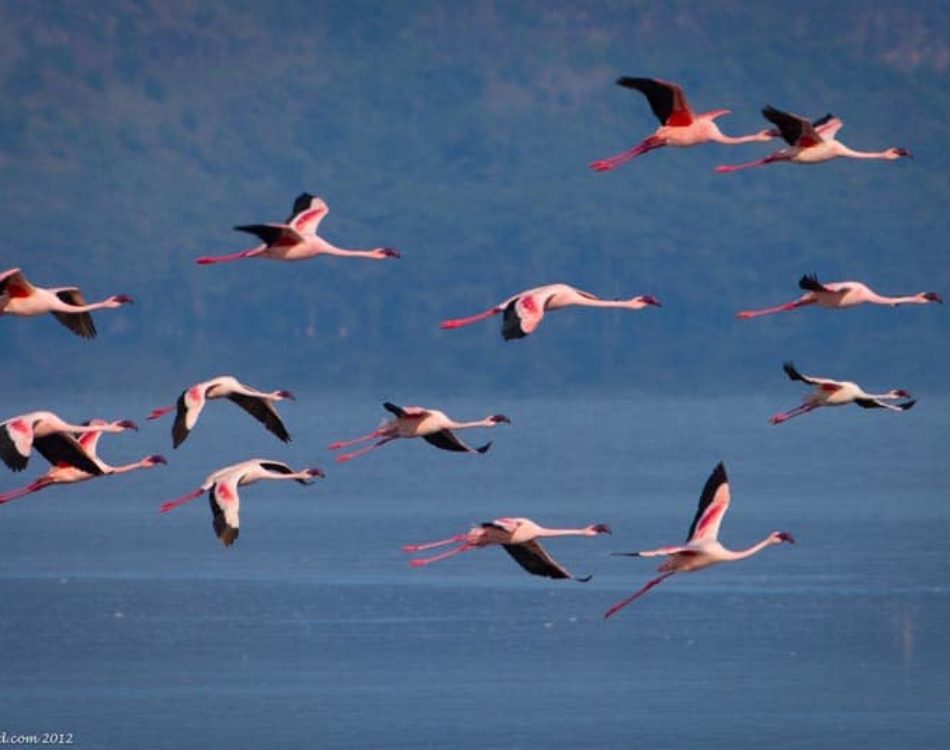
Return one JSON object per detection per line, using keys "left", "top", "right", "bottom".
{"left": 603, "top": 572, "right": 675, "bottom": 619}
{"left": 440, "top": 308, "right": 501, "bottom": 330}
{"left": 336, "top": 437, "right": 396, "bottom": 464}
{"left": 0, "top": 480, "right": 49, "bottom": 505}
{"left": 403, "top": 533, "right": 467, "bottom": 553}
{"left": 736, "top": 298, "right": 816, "bottom": 319}
{"left": 195, "top": 248, "right": 262, "bottom": 265}
{"left": 147, "top": 405, "right": 175, "bottom": 420}
{"left": 715, "top": 154, "right": 785, "bottom": 174}
{"left": 588, "top": 136, "right": 665, "bottom": 172}
{"left": 769, "top": 403, "right": 817, "bottom": 425}
{"left": 159, "top": 487, "right": 204, "bottom": 513}
{"left": 409, "top": 543, "right": 475, "bottom": 567}
{"left": 328, "top": 430, "right": 385, "bottom": 450}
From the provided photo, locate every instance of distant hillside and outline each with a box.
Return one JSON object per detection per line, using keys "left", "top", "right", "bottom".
{"left": 1, "top": 0, "right": 947, "bottom": 398}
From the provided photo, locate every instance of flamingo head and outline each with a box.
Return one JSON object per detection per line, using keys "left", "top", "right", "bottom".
{"left": 275, "top": 390, "right": 296, "bottom": 400}
{"left": 376, "top": 247, "right": 401, "bottom": 259}
{"left": 588, "top": 523, "right": 612, "bottom": 535}
{"left": 922, "top": 292, "right": 942, "bottom": 304}
{"left": 146, "top": 455, "right": 168, "bottom": 466}
{"left": 116, "top": 419, "right": 139, "bottom": 431}
{"left": 488, "top": 414, "right": 511, "bottom": 425}
{"left": 890, "top": 389, "right": 911, "bottom": 399}
{"left": 638, "top": 294, "right": 662, "bottom": 308}
{"left": 110, "top": 294, "right": 135, "bottom": 306}
{"left": 889, "top": 147, "right": 912, "bottom": 159}
{"left": 773, "top": 531, "right": 796, "bottom": 545}
{"left": 304, "top": 467, "right": 326, "bottom": 479}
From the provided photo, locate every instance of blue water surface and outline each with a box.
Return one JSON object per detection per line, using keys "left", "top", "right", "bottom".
{"left": 0, "top": 394, "right": 947, "bottom": 749}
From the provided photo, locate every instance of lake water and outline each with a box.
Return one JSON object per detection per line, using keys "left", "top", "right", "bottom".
{"left": 0, "top": 394, "right": 947, "bottom": 749}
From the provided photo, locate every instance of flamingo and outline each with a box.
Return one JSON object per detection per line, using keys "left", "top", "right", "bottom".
{"left": 404, "top": 517, "right": 612, "bottom": 581}
{"left": 0, "top": 268, "right": 133, "bottom": 338}
{"left": 588, "top": 77, "right": 775, "bottom": 172}
{"left": 715, "top": 105, "right": 912, "bottom": 173}
{"left": 159, "top": 459, "right": 325, "bottom": 546}
{"left": 195, "top": 193, "right": 400, "bottom": 264}
{"left": 0, "top": 420, "right": 166, "bottom": 505}
{"left": 329, "top": 402, "right": 510, "bottom": 463}
{"left": 147, "top": 375, "right": 295, "bottom": 448}
{"left": 737, "top": 274, "right": 941, "bottom": 319}
{"left": 770, "top": 362, "right": 915, "bottom": 425}
{"left": 604, "top": 463, "right": 795, "bottom": 619}
{"left": 440, "top": 283, "right": 660, "bottom": 340}
{"left": 1, "top": 412, "right": 137, "bottom": 474}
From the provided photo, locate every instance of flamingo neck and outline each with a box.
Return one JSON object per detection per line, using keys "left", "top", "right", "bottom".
{"left": 863, "top": 291, "right": 928, "bottom": 306}
{"left": 833, "top": 144, "right": 895, "bottom": 160}
{"left": 722, "top": 537, "right": 776, "bottom": 561}
{"left": 444, "top": 418, "right": 496, "bottom": 430}
{"left": 535, "top": 527, "right": 596, "bottom": 538}
{"left": 319, "top": 243, "right": 381, "bottom": 259}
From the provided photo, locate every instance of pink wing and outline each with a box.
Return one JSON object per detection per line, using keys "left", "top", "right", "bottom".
{"left": 686, "top": 462, "right": 731, "bottom": 543}
{"left": 290, "top": 199, "right": 328, "bottom": 236}
{"left": 515, "top": 294, "right": 545, "bottom": 335}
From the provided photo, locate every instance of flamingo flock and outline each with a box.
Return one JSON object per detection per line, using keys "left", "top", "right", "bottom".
{"left": 1, "top": 74, "right": 935, "bottom": 618}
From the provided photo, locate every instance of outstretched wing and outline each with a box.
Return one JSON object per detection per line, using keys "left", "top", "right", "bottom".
{"left": 172, "top": 389, "right": 208, "bottom": 449}
{"left": 855, "top": 398, "right": 916, "bottom": 412}
{"left": 782, "top": 362, "right": 841, "bottom": 389}
{"left": 0, "top": 421, "right": 32, "bottom": 471}
{"left": 233, "top": 223, "right": 303, "bottom": 247}
{"left": 383, "top": 402, "right": 407, "bottom": 418}
{"left": 423, "top": 430, "right": 491, "bottom": 454}
{"left": 686, "top": 462, "right": 730, "bottom": 543}
{"left": 763, "top": 105, "right": 822, "bottom": 147}
{"left": 617, "top": 77, "right": 693, "bottom": 126}
{"left": 502, "top": 294, "right": 545, "bottom": 340}
{"left": 286, "top": 193, "right": 328, "bottom": 236}
{"left": 226, "top": 394, "right": 291, "bottom": 443}
{"left": 32, "top": 433, "right": 103, "bottom": 476}
{"left": 209, "top": 475, "right": 242, "bottom": 547}
{"left": 0, "top": 268, "right": 33, "bottom": 297}
{"left": 501, "top": 541, "right": 587, "bottom": 581}
{"left": 50, "top": 288, "right": 97, "bottom": 338}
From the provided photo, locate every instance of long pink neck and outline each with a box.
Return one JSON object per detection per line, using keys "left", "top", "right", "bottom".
{"left": 444, "top": 418, "right": 497, "bottom": 430}
{"left": 835, "top": 145, "right": 896, "bottom": 160}
{"left": 107, "top": 458, "right": 159, "bottom": 476}
{"left": 721, "top": 537, "right": 775, "bottom": 561}
{"left": 863, "top": 291, "right": 927, "bottom": 306}
{"left": 708, "top": 130, "right": 769, "bottom": 145}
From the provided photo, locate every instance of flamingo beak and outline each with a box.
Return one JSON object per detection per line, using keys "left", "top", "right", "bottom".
{"left": 277, "top": 390, "right": 296, "bottom": 400}
{"left": 895, "top": 147, "right": 913, "bottom": 158}
{"left": 593, "top": 524, "right": 612, "bottom": 535}
{"left": 777, "top": 531, "right": 796, "bottom": 544}
{"left": 149, "top": 455, "right": 168, "bottom": 465}
{"left": 642, "top": 295, "right": 662, "bottom": 307}
{"left": 118, "top": 420, "right": 139, "bottom": 431}
{"left": 306, "top": 467, "right": 326, "bottom": 479}
{"left": 491, "top": 414, "right": 511, "bottom": 424}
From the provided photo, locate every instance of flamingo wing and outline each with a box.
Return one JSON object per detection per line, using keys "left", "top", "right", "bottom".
{"left": 172, "top": 389, "right": 208, "bottom": 449}
{"left": 782, "top": 362, "right": 841, "bottom": 388}
{"left": 286, "top": 193, "right": 328, "bottom": 236}
{"left": 258, "top": 460, "right": 312, "bottom": 485}
{"left": 0, "top": 268, "right": 33, "bottom": 297}
{"left": 233, "top": 223, "right": 302, "bottom": 247}
{"left": 616, "top": 77, "right": 693, "bottom": 126}
{"left": 502, "top": 295, "right": 545, "bottom": 340}
{"left": 225, "top": 394, "right": 291, "bottom": 443}
{"left": 798, "top": 274, "right": 844, "bottom": 295}
{"left": 49, "top": 288, "right": 97, "bottom": 338}
{"left": 32, "top": 433, "right": 103, "bottom": 476}
{"left": 422, "top": 430, "right": 491, "bottom": 454}
{"left": 855, "top": 398, "right": 916, "bottom": 412}
{"left": 763, "top": 106, "right": 822, "bottom": 147}
{"left": 0, "top": 421, "right": 33, "bottom": 471}
{"left": 209, "top": 475, "right": 242, "bottom": 547}
{"left": 383, "top": 402, "right": 407, "bottom": 418}
{"left": 686, "top": 462, "right": 730, "bottom": 543}
{"left": 76, "top": 427, "right": 103, "bottom": 458}
{"left": 501, "top": 540, "right": 586, "bottom": 581}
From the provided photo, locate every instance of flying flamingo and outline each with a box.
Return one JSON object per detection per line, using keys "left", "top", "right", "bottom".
{"left": 604, "top": 462, "right": 795, "bottom": 619}
{"left": 588, "top": 77, "right": 775, "bottom": 172}
{"left": 1, "top": 268, "right": 133, "bottom": 338}
{"left": 441, "top": 283, "right": 660, "bottom": 340}
{"left": 195, "top": 193, "right": 400, "bottom": 264}
{"left": 737, "top": 274, "right": 942, "bottom": 319}
{"left": 159, "top": 459, "right": 325, "bottom": 546}
{"left": 329, "top": 402, "right": 510, "bottom": 463}
{"left": 1, "top": 411, "right": 138, "bottom": 474}
{"left": 147, "top": 375, "right": 295, "bottom": 448}
{"left": 715, "top": 105, "right": 911, "bottom": 173}
{"left": 0, "top": 421, "right": 166, "bottom": 505}
{"left": 770, "top": 362, "right": 915, "bottom": 425}
{"left": 404, "top": 517, "right": 612, "bottom": 581}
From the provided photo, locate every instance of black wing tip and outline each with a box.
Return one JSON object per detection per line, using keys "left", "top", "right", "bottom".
{"left": 710, "top": 461, "right": 727, "bottom": 484}
{"left": 783, "top": 361, "right": 803, "bottom": 381}
{"left": 574, "top": 574, "right": 594, "bottom": 583}
{"left": 798, "top": 273, "right": 823, "bottom": 291}
{"left": 900, "top": 399, "right": 917, "bottom": 411}
{"left": 476, "top": 441, "right": 492, "bottom": 454}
